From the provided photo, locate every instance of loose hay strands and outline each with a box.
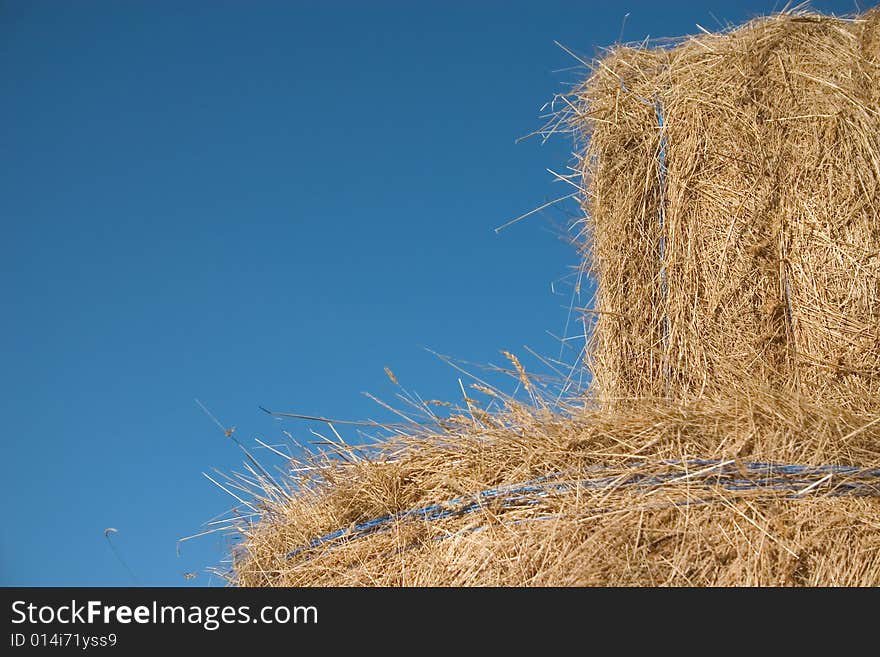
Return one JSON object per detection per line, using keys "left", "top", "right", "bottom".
{"left": 221, "top": 8, "right": 880, "bottom": 587}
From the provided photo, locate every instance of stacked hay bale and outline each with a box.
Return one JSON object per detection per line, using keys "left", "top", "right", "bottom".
{"left": 235, "top": 392, "right": 880, "bottom": 586}
{"left": 579, "top": 10, "right": 880, "bottom": 409}
{"left": 231, "top": 9, "right": 880, "bottom": 586}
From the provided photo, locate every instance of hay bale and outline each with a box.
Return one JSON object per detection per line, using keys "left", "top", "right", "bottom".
{"left": 227, "top": 9, "right": 880, "bottom": 587}
{"left": 234, "top": 389, "right": 880, "bottom": 586}
{"left": 574, "top": 9, "right": 880, "bottom": 409}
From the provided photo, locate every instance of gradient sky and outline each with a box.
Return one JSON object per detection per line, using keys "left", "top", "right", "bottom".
{"left": 2, "top": 0, "right": 866, "bottom": 586}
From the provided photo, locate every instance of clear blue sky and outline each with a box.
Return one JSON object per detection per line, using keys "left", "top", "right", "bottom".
{"left": 2, "top": 0, "right": 865, "bottom": 586}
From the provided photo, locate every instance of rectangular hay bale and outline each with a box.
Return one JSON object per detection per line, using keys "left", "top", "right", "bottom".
{"left": 573, "top": 10, "right": 880, "bottom": 409}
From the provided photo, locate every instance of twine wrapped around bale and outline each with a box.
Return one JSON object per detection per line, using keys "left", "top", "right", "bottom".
{"left": 227, "top": 8, "right": 880, "bottom": 586}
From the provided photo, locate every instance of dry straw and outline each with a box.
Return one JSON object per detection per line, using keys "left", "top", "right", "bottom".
{"left": 570, "top": 8, "right": 880, "bottom": 409}
{"left": 225, "top": 8, "right": 880, "bottom": 586}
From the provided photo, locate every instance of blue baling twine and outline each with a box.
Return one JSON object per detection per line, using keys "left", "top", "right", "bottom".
{"left": 616, "top": 76, "right": 672, "bottom": 389}
{"left": 655, "top": 97, "right": 671, "bottom": 389}
{"left": 287, "top": 460, "right": 880, "bottom": 558}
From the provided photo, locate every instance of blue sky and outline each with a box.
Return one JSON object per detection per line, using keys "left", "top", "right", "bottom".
{"left": 1, "top": 0, "right": 866, "bottom": 586}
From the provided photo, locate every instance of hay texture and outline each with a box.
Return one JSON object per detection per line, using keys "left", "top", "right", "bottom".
{"left": 575, "top": 9, "right": 880, "bottom": 409}
{"left": 227, "top": 9, "right": 880, "bottom": 587}
{"left": 233, "top": 389, "right": 880, "bottom": 586}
